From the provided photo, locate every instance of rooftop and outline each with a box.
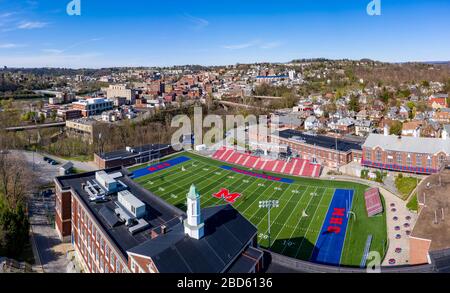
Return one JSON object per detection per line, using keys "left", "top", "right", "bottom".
{"left": 56, "top": 169, "right": 184, "bottom": 256}
{"left": 277, "top": 129, "right": 363, "bottom": 152}
{"left": 127, "top": 204, "right": 258, "bottom": 273}
{"left": 364, "top": 133, "right": 450, "bottom": 155}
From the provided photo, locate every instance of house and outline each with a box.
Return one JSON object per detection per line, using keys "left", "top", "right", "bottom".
{"left": 355, "top": 120, "right": 373, "bottom": 137}
{"left": 399, "top": 105, "right": 410, "bottom": 120}
{"left": 304, "top": 116, "right": 321, "bottom": 131}
{"left": 428, "top": 94, "right": 448, "bottom": 109}
{"left": 328, "top": 117, "right": 355, "bottom": 135}
{"left": 356, "top": 110, "right": 368, "bottom": 120}
{"left": 401, "top": 121, "right": 423, "bottom": 137}
{"left": 434, "top": 108, "right": 450, "bottom": 123}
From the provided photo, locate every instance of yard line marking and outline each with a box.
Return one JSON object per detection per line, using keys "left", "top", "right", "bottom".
{"left": 267, "top": 186, "right": 313, "bottom": 249}
{"left": 293, "top": 187, "right": 332, "bottom": 259}
{"left": 279, "top": 186, "right": 319, "bottom": 255}
{"left": 259, "top": 186, "right": 310, "bottom": 246}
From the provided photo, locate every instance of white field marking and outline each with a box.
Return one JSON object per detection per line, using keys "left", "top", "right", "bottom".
{"left": 201, "top": 171, "right": 270, "bottom": 208}
{"left": 258, "top": 183, "right": 266, "bottom": 187}
{"left": 280, "top": 186, "right": 319, "bottom": 254}
{"left": 256, "top": 185, "right": 309, "bottom": 240}
{"left": 252, "top": 183, "right": 300, "bottom": 228}
{"left": 267, "top": 186, "right": 313, "bottom": 250}
{"left": 305, "top": 188, "right": 336, "bottom": 260}
{"left": 338, "top": 189, "right": 356, "bottom": 264}
{"left": 294, "top": 188, "right": 334, "bottom": 259}
{"left": 274, "top": 187, "right": 283, "bottom": 191}
{"left": 147, "top": 166, "right": 235, "bottom": 203}
{"left": 140, "top": 161, "right": 208, "bottom": 189}
{"left": 198, "top": 169, "right": 261, "bottom": 207}
{"left": 203, "top": 168, "right": 210, "bottom": 171}
{"left": 243, "top": 179, "right": 250, "bottom": 183}
{"left": 166, "top": 168, "right": 245, "bottom": 205}
{"left": 215, "top": 172, "right": 222, "bottom": 175}
{"left": 158, "top": 187, "right": 165, "bottom": 191}
{"left": 233, "top": 180, "right": 280, "bottom": 211}
{"left": 146, "top": 161, "right": 218, "bottom": 191}
{"left": 170, "top": 194, "right": 178, "bottom": 199}
{"left": 237, "top": 181, "right": 279, "bottom": 214}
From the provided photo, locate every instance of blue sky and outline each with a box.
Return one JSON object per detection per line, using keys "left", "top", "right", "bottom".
{"left": 0, "top": 0, "right": 449, "bottom": 68}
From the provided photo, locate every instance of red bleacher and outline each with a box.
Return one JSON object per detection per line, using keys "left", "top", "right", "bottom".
{"left": 364, "top": 188, "right": 383, "bottom": 217}
{"left": 211, "top": 148, "right": 321, "bottom": 178}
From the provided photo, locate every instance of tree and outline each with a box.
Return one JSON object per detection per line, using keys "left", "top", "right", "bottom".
{"left": 389, "top": 121, "right": 403, "bottom": 136}
{"left": 348, "top": 95, "right": 360, "bottom": 112}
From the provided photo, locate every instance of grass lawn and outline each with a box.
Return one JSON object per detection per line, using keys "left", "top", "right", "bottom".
{"left": 395, "top": 176, "right": 418, "bottom": 200}
{"left": 130, "top": 151, "right": 387, "bottom": 267}
{"left": 406, "top": 194, "right": 419, "bottom": 212}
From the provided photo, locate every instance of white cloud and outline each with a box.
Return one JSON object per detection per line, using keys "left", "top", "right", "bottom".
{"left": 0, "top": 43, "right": 25, "bottom": 49}
{"left": 223, "top": 41, "right": 259, "bottom": 50}
{"left": 18, "top": 21, "right": 48, "bottom": 29}
{"left": 184, "top": 14, "right": 209, "bottom": 30}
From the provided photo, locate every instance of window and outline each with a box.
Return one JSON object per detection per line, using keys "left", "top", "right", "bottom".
{"left": 116, "top": 259, "right": 121, "bottom": 273}
{"left": 396, "top": 153, "right": 402, "bottom": 165}
{"left": 416, "top": 154, "right": 422, "bottom": 167}
{"left": 439, "top": 155, "right": 446, "bottom": 167}
{"left": 427, "top": 156, "right": 432, "bottom": 168}
{"left": 406, "top": 155, "right": 412, "bottom": 166}
{"left": 131, "top": 261, "right": 135, "bottom": 271}
{"left": 111, "top": 254, "right": 115, "bottom": 269}
{"left": 376, "top": 149, "right": 382, "bottom": 163}
{"left": 364, "top": 149, "right": 372, "bottom": 161}
{"left": 387, "top": 153, "right": 394, "bottom": 164}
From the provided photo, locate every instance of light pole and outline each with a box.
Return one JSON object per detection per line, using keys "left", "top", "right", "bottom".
{"left": 259, "top": 200, "right": 279, "bottom": 249}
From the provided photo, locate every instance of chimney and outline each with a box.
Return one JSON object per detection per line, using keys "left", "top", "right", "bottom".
{"left": 384, "top": 124, "right": 389, "bottom": 136}
{"left": 161, "top": 224, "right": 167, "bottom": 235}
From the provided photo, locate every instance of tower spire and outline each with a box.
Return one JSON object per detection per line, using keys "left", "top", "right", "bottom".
{"left": 184, "top": 184, "right": 204, "bottom": 239}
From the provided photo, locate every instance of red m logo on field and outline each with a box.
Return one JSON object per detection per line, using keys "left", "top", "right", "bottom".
{"left": 213, "top": 188, "right": 241, "bottom": 204}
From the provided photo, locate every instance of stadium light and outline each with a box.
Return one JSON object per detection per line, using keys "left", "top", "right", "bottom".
{"left": 258, "top": 200, "right": 279, "bottom": 248}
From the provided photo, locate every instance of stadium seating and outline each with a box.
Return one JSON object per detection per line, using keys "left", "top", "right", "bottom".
{"left": 211, "top": 148, "right": 322, "bottom": 178}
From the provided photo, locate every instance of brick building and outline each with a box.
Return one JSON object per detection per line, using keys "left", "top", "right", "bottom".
{"left": 94, "top": 144, "right": 177, "bottom": 169}
{"left": 271, "top": 129, "right": 364, "bottom": 168}
{"left": 362, "top": 132, "right": 450, "bottom": 174}
{"left": 54, "top": 169, "right": 263, "bottom": 273}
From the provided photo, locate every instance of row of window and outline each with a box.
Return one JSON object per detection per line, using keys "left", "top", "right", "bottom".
{"left": 366, "top": 149, "right": 447, "bottom": 168}
{"left": 73, "top": 200, "right": 126, "bottom": 273}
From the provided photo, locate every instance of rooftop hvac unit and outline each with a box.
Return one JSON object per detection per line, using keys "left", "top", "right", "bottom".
{"left": 117, "top": 190, "right": 146, "bottom": 219}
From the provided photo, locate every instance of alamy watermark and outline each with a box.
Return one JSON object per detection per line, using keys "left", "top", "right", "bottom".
{"left": 170, "top": 107, "right": 280, "bottom": 152}
{"left": 67, "top": 0, "right": 81, "bottom": 16}
{"left": 367, "top": 0, "right": 381, "bottom": 16}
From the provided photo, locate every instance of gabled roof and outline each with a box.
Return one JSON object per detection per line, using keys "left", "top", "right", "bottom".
{"left": 363, "top": 134, "right": 450, "bottom": 155}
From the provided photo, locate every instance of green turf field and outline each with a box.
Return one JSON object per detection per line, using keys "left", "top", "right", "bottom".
{"left": 130, "top": 151, "right": 387, "bottom": 267}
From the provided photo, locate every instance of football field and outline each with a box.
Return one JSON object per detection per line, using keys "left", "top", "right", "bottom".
{"left": 130, "top": 152, "right": 387, "bottom": 267}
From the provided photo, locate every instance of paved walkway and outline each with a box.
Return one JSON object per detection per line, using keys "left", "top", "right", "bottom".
{"left": 28, "top": 193, "right": 71, "bottom": 273}
{"left": 380, "top": 187, "right": 418, "bottom": 266}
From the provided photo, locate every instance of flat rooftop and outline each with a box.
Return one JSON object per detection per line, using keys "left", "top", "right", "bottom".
{"left": 97, "top": 144, "right": 172, "bottom": 161}
{"left": 412, "top": 169, "right": 450, "bottom": 251}
{"left": 56, "top": 169, "right": 184, "bottom": 256}
{"left": 277, "top": 129, "right": 363, "bottom": 152}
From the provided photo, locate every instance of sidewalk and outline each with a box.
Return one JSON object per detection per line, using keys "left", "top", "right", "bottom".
{"left": 28, "top": 193, "right": 71, "bottom": 273}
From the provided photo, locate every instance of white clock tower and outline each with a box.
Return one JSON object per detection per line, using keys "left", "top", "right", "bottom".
{"left": 184, "top": 184, "right": 204, "bottom": 239}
